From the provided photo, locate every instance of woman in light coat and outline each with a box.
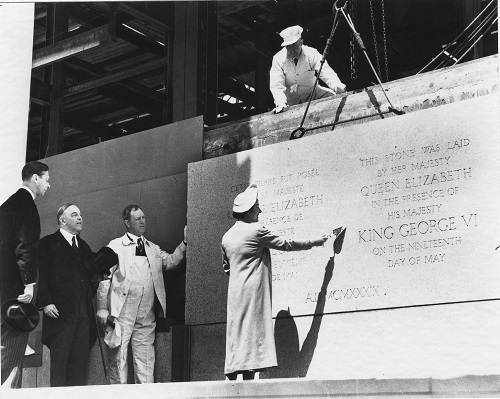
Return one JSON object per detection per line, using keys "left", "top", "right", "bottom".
{"left": 221, "top": 184, "right": 327, "bottom": 380}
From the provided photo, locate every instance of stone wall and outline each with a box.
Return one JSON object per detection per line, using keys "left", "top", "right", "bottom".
{"left": 186, "top": 94, "right": 500, "bottom": 381}
{"left": 22, "top": 116, "right": 203, "bottom": 387}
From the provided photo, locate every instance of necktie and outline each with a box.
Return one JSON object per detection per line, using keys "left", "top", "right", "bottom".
{"left": 72, "top": 235, "right": 79, "bottom": 255}
{"left": 136, "top": 238, "right": 146, "bottom": 256}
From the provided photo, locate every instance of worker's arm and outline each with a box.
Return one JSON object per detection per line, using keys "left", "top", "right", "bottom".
{"left": 269, "top": 56, "right": 289, "bottom": 112}
{"left": 310, "top": 48, "right": 346, "bottom": 93}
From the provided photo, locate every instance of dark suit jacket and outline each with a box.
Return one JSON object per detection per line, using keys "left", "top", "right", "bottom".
{"left": 0, "top": 189, "right": 39, "bottom": 305}
{"left": 36, "top": 230, "right": 98, "bottom": 348}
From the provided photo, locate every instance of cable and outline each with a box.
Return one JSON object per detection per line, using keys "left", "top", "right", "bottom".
{"left": 291, "top": 1, "right": 404, "bottom": 140}
{"left": 417, "top": 0, "right": 497, "bottom": 73}
{"left": 437, "top": 7, "right": 497, "bottom": 69}
{"left": 290, "top": 11, "right": 342, "bottom": 140}
{"left": 338, "top": 7, "right": 403, "bottom": 115}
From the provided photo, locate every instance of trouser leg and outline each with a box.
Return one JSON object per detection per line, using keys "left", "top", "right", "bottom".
{"left": 48, "top": 297, "right": 91, "bottom": 386}
{"left": 107, "top": 314, "right": 135, "bottom": 384}
{"left": 66, "top": 313, "right": 90, "bottom": 386}
{"left": 1, "top": 323, "right": 29, "bottom": 388}
{"left": 48, "top": 321, "right": 74, "bottom": 387}
{"left": 130, "top": 308, "right": 155, "bottom": 383}
{"left": 106, "top": 329, "right": 132, "bottom": 384}
{"left": 106, "top": 345, "right": 126, "bottom": 384}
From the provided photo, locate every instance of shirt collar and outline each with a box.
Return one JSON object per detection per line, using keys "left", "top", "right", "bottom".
{"left": 59, "top": 228, "right": 77, "bottom": 246}
{"left": 126, "top": 232, "right": 146, "bottom": 245}
{"left": 20, "top": 186, "right": 35, "bottom": 200}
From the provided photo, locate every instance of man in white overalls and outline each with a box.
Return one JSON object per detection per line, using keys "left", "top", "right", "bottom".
{"left": 96, "top": 204, "right": 187, "bottom": 384}
{"left": 269, "top": 25, "right": 346, "bottom": 113}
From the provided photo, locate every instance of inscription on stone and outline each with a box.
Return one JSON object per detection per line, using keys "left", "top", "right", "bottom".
{"left": 354, "top": 139, "right": 480, "bottom": 276}
{"left": 186, "top": 98, "right": 500, "bottom": 324}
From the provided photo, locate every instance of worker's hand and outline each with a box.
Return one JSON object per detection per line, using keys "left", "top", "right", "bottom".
{"left": 311, "top": 235, "right": 329, "bottom": 247}
{"left": 17, "top": 284, "right": 34, "bottom": 303}
{"left": 183, "top": 225, "right": 187, "bottom": 245}
{"left": 273, "top": 103, "right": 288, "bottom": 114}
{"left": 97, "top": 309, "right": 109, "bottom": 325}
{"left": 43, "top": 304, "right": 59, "bottom": 318}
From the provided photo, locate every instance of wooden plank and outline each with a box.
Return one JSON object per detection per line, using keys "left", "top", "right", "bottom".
{"left": 63, "top": 57, "right": 168, "bottom": 95}
{"left": 32, "top": 25, "right": 110, "bottom": 69}
{"left": 204, "top": 55, "right": 499, "bottom": 159}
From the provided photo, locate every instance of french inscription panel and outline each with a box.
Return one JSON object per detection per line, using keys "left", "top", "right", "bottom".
{"left": 186, "top": 96, "right": 500, "bottom": 325}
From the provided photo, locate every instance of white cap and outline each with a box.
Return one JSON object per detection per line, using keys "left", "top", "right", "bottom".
{"left": 280, "top": 25, "right": 303, "bottom": 47}
{"left": 233, "top": 184, "right": 258, "bottom": 213}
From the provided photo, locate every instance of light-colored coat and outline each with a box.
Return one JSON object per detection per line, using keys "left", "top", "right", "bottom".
{"left": 221, "top": 221, "right": 313, "bottom": 374}
{"left": 97, "top": 233, "right": 186, "bottom": 318}
{"left": 270, "top": 45, "right": 345, "bottom": 106}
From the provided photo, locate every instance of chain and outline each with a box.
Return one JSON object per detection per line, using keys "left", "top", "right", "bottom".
{"left": 349, "top": 0, "right": 358, "bottom": 80}
{"left": 381, "top": 0, "right": 389, "bottom": 82}
{"left": 369, "top": 0, "right": 382, "bottom": 80}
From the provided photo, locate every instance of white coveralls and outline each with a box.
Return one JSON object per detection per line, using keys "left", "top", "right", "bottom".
{"left": 97, "top": 233, "right": 186, "bottom": 384}
{"left": 269, "top": 45, "right": 345, "bottom": 107}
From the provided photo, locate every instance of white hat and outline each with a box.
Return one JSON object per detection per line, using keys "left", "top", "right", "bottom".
{"left": 233, "top": 184, "right": 258, "bottom": 213}
{"left": 280, "top": 25, "right": 303, "bottom": 47}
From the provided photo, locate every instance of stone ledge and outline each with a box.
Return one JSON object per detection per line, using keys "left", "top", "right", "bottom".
{"left": 8, "top": 375, "right": 500, "bottom": 399}
{"left": 204, "top": 55, "right": 499, "bottom": 159}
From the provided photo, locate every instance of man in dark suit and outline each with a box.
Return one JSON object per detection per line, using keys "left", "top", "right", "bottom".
{"left": 0, "top": 161, "right": 50, "bottom": 388}
{"left": 36, "top": 203, "right": 100, "bottom": 386}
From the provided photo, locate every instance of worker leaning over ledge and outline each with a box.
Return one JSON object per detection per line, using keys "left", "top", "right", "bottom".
{"left": 270, "top": 25, "right": 346, "bottom": 114}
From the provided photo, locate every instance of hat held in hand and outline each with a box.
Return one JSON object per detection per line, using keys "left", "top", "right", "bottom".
{"left": 1, "top": 299, "right": 40, "bottom": 332}
{"left": 85, "top": 246, "right": 118, "bottom": 276}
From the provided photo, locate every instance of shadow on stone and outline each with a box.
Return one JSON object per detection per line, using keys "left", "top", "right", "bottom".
{"left": 331, "top": 95, "right": 348, "bottom": 131}
{"left": 364, "top": 88, "right": 385, "bottom": 118}
{"left": 263, "top": 228, "right": 346, "bottom": 379}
